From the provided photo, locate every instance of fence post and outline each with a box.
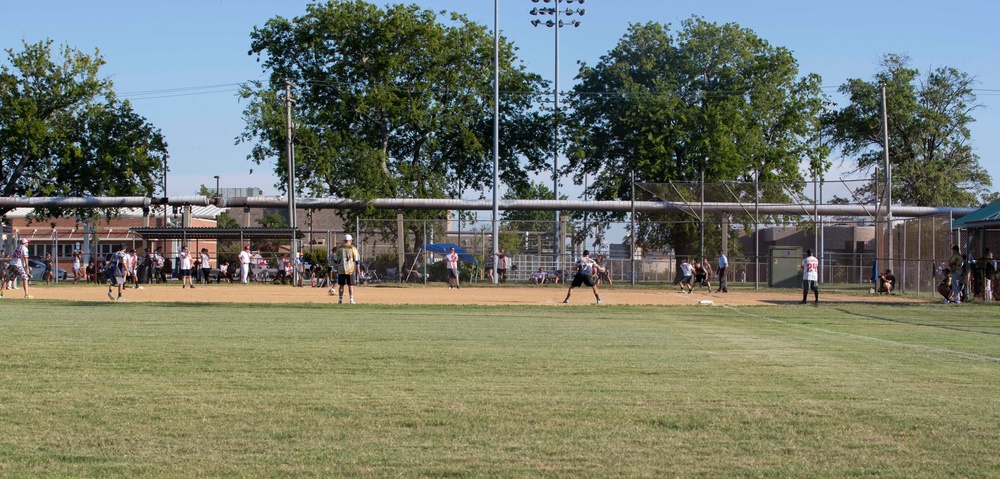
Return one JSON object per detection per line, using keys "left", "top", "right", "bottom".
{"left": 396, "top": 210, "right": 404, "bottom": 282}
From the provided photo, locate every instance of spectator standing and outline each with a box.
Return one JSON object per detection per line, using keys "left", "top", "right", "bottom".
{"left": 496, "top": 250, "right": 509, "bottom": 284}
{"left": 445, "top": 247, "right": 461, "bottom": 289}
{"left": 200, "top": 248, "right": 212, "bottom": 284}
{"left": 1, "top": 238, "right": 33, "bottom": 299}
{"left": 596, "top": 255, "right": 612, "bottom": 286}
{"left": 179, "top": 246, "right": 195, "bottom": 289}
{"left": 72, "top": 250, "right": 84, "bottom": 284}
{"left": 562, "top": 250, "right": 604, "bottom": 304}
{"left": 983, "top": 249, "right": 996, "bottom": 302}
{"left": 800, "top": 248, "right": 820, "bottom": 304}
{"left": 238, "top": 245, "right": 252, "bottom": 284}
{"left": 948, "top": 245, "right": 963, "bottom": 303}
{"left": 43, "top": 254, "right": 54, "bottom": 284}
{"left": 483, "top": 253, "right": 495, "bottom": 283}
{"left": 331, "top": 234, "right": 360, "bottom": 304}
{"left": 716, "top": 252, "right": 728, "bottom": 293}
{"left": 296, "top": 252, "right": 307, "bottom": 288}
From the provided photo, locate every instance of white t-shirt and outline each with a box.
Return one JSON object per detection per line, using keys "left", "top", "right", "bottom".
{"left": 802, "top": 256, "right": 819, "bottom": 281}
{"left": 680, "top": 262, "right": 693, "bottom": 277}
{"left": 11, "top": 245, "right": 28, "bottom": 267}
{"left": 179, "top": 251, "right": 191, "bottom": 270}
{"left": 445, "top": 252, "right": 458, "bottom": 270}
{"left": 576, "top": 256, "right": 597, "bottom": 276}
{"left": 238, "top": 250, "right": 251, "bottom": 265}
{"left": 201, "top": 253, "right": 211, "bottom": 269}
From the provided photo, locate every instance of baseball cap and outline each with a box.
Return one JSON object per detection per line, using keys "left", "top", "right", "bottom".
{"left": 344, "top": 234, "right": 353, "bottom": 242}
{"left": 20, "top": 238, "right": 29, "bottom": 244}
{"left": 244, "top": 245, "right": 250, "bottom": 250}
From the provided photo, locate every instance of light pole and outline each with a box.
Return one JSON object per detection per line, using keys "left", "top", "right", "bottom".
{"left": 492, "top": 0, "right": 500, "bottom": 283}
{"left": 530, "top": 0, "right": 586, "bottom": 272}
{"left": 214, "top": 175, "right": 220, "bottom": 198}
{"left": 285, "top": 79, "right": 298, "bottom": 286}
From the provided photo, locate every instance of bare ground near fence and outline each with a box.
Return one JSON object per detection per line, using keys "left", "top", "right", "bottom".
{"left": 15, "top": 283, "right": 926, "bottom": 306}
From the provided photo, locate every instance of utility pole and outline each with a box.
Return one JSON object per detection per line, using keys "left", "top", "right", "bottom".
{"left": 881, "top": 83, "right": 892, "bottom": 272}
{"left": 285, "top": 79, "right": 298, "bottom": 286}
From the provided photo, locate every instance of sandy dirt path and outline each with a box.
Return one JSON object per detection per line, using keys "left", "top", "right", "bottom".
{"left": 12, "top": 282, "right": 925, "bottom": 307}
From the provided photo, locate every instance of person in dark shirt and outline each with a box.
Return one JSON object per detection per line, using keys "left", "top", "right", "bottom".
{"left": 878, "top": 269, "right": 895, "bottom": 294}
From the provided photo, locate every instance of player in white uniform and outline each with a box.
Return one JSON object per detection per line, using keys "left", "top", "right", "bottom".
{"left": 238, "top": 245, "right": 252, "bottom": 284}
{"left": 801, "top": 248, "right": 819, "bottom": 304}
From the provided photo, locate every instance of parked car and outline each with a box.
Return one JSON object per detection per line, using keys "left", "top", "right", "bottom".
{"left": 26, "top": 259, "right": 68, "bottom": 282}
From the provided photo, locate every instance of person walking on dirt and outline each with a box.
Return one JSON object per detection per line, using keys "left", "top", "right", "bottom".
{"left": 716, "top": 252, "right": 729, "bottom": 293}
{"left": 1, "top": 238, "right": 33, "bottom": 299}
{"left": 679, "top": 258, "right": 694, "bottom": 294}
{"left": 331, "top": 234, "right": 360, "bottom": 304}
{"left": 563, "top": 250, "right": 604, "bottom": 305}
{"left": 106, "top": 243, "right": 128, "bottom": 301}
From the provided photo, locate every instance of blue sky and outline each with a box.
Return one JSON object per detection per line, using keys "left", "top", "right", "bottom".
{"left": 4, "top": 0, "right": 999, "bottom": 201}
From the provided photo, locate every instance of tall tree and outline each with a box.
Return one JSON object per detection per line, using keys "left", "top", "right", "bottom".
{"left": 564, "top": 18, "right": 825, "bottom": 254}
{"left": 0, "top": 40, "right": 167, "bottom": 218}
{"left": 825, "top": 53, "right": 991, "bottom": 207}
{"left": 239, "top": 0, "right": 550, "bottom": 251}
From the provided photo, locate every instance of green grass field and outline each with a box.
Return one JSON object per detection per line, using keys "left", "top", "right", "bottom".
{"left": 1, "top": 300, "right": 998, "bottom": 477}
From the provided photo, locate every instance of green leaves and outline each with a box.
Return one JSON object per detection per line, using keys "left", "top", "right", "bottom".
{"left": 826, "top": 54, "right": 990, "bottom": 207}
{"left": 241, "top": 0, "right": 547, "bottom": 208}
{"left": 565, "top": 17, "right": 825, "bottom": 254}
{"left": 0, "top": 40, "right": 166, "bottom": 219}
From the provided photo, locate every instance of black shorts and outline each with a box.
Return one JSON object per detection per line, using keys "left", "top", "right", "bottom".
{"left": 447, "top": 269, "right": 459, "bottom": 279}
{"left": 338, "top": 274, "right": 353, "bottom": 285}
{"left": 681, "top": 275, "right": 693, "bottom": 285}
{"left": 571, "top": 273, "right": 596, "bottom": 288}
{"left": 695, "top": 274, "right": 707, "bottom": 284}
{"left": 180, "top": 268, "right": 192, "bottom": 277}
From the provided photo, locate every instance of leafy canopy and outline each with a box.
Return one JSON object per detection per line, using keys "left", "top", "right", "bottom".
{"left": 565, "top": 17, "right": 825, "bottom": 254}
{"left": 240, "top": 0, "right": 550, "bottom": 206}
{"left": 0, "top": 40, "right": 167, "bottom": 219}
{"left": 825, "top": 53, "right": 991, "bottom": 207}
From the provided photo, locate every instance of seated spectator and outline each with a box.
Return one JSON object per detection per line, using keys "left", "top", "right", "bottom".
{"left": 938, "top": 269, "right": 954, "bottom": 303}
{"left": 878, "top": 269, "right": 895, "bottom": 294}
{"left": 86, "top": 260, "right": 96, "bottom": 284}
{"left": 218, "top": 261, "right": 231, "bottom": 283}
{"left": 530, "top": 267, "right": 548, "bottom": 285}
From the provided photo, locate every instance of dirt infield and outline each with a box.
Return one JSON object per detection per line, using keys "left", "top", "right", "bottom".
{"left": 12, "top": 282, "right": 926, "bottom": 306}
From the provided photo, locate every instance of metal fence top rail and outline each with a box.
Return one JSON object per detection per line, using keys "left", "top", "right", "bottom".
{"left": 1, "top": 196, "right": 975, "bottom": 219}
{"left": 129, "top": 227, "right": 304, "bottom": 241}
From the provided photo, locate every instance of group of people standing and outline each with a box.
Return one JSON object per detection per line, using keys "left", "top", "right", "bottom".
{"left": 938, "top": 245, "right": 997, "bottom": 304}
